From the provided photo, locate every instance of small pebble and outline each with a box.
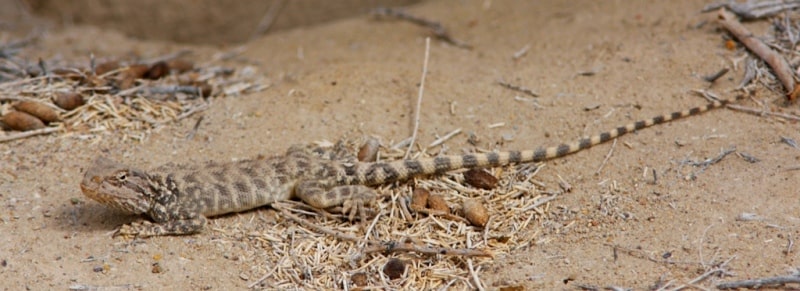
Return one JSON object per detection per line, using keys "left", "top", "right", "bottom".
{"left": 151, "top": 262, "right": 164, "bottom": 273}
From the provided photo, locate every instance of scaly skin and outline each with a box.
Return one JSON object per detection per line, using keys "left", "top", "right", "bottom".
{"left": 80, "top": 99, "right": 728, "bottom": 237}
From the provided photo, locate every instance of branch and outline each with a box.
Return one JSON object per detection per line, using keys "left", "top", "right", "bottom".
{"left": 717, "top": 8, "right": 798, "bottom": 100}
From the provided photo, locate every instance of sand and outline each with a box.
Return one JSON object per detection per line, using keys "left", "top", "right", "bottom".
{"left": 1, "top": 0, "right": 798, "bottom": 289}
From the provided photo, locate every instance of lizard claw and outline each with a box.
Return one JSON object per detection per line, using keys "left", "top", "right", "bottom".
{"left": 113, "top": 224, "right": 138, "bottom": 238}
{"left": 341, "top": 192, "right": 375, "bottom": 223}
{"left": 113, "top": 221, "right": 153, "bottom": 238}
{"left": 342, "top": 199, "right": 363, "bottom": 223}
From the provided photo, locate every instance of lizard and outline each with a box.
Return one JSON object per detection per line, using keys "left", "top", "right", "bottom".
{"left": 81, "top": 99, "right": 728, "bottom": 237}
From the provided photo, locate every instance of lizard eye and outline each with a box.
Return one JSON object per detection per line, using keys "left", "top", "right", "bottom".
{"left": 116, "top": 172, "right": 127, "bottom": 181}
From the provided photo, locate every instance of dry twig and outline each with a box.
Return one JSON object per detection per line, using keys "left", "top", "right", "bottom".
{"left": 427, "top": 128, "right": 461, "bottom": 149}
{"left": 277, "top": 207, "right": 367, "bottom": 243}
{"left": 594, "top": 139, "right": 617, "bottom": 175}
{"left": 718, "top": 272, "right": 800, "bottom": 289}
{"left": 372, "top": 7, "right": 470, "bottom": 49}
{"left": 497, "top": 80, "right": 539, "bottom": 97}
{"left": 251, "top": 0, "right": 287, "bottom": 38}
{"left": 405, "top": 37, "right": 430, "bottom": 159}
{"left": 704, "top": 0, "right": 800, "bottom": 20}
{"left": 0, "top": 126, "right": 60, "bottom": 143}
{"left": 726, "top": 103, "right": 800, "bottom": 122}
{"left": 410, "top": 207, "right": 469, "bottom": 223}
{"left": 605, "top": 243, "right": 695, "bottom": 265}
{"left": 703, "top": 68, "right": 729, "bottom": 83}
{"left": 362, "top": 241, "right": 492, "bottom": 258}
{"left": 717, "top": 8, "right": 799, "bottom": 100}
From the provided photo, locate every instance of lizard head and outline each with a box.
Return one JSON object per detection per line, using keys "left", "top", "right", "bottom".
{"left": 81, "top": 157, "right": 155, "bottom": 214}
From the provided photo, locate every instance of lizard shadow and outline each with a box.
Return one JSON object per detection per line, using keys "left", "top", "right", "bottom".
{"left": 54, "top": 202, "right": 140, "bottom": 235}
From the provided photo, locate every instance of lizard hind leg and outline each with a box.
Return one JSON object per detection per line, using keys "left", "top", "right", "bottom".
{"left": 295, "top": 181, "right": 377, "bottom": 222}
{"left": 287, "top": 140, "right": 357, "bottom": 162}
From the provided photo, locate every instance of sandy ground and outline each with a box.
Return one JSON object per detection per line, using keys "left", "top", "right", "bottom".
{"left": 2, "top": 0, "right": 799, "bottom": 289}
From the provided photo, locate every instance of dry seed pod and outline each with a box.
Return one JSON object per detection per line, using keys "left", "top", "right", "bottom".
{"left": 14, "top": 101, "right": 59, "bottom": 123}
{"left": 178, "top": 72, "right": 200, "bottom": 84}
{"left": 427, "top": 194, "right": 449, "bottom": 212}
{"left": 2, "top": 111, "right": 45, "bottom": 131}
{"left": 117, "top": 64, "right": 149, "bottom": 89}
{"left": 117, "top": 75, "right": 137, "bottom": 90}
{"left": 51, "top": 68, "right": 83, "bottom": 80}
{"left": 351, "top": 272, "right": 368, "bottom": 286}
{"left": 50, "top": 68, "right": 73, "bottom": 75}
{"left": 357, "top": 138, "right": 380, "bottom": 162}
{"left": 166, "top": 59, "right": 194, "bottom": 73}
{"left": 124, "top": 64, "right": 150, "bottom": 79}
{"left": 410, "top": 188, "right": 430, "bottom": 210}
{"left": 196, "top": 82, "right": 213, "bottom": 97}
{"left": 463, "top": 199, "right": 489, "bottom": 227}
{"left": 80, "top": 74, "right": 108, "bottom": 88}
{"left": 94, "top": 60, "right": 120, "bottom": 75}
{"left": 145, "top": 61, "right": 169, "bottom": 80}
{"left": 464, "top": 168, "right": 498, "bottom": 190}
{"left": 53, "top": 92, "right": 85, "bottom": 110}
{"left": 382, "top": 258, "right": 406, "bottom": 280}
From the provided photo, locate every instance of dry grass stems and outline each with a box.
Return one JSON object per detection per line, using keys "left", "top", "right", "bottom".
{"left": 0, "top": 46, "right": 269, "bottom": 143}
{"left": 205, "top": 141, "right": 561, "bottom": 290}
{"left": 717, "top": 8, "right": 799, "bottom": 100}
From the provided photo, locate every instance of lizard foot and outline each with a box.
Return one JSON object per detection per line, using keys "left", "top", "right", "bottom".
{"left": 341, "top": 190, "right": 377, "bottom": 223}
{"left": 113, "top": 217, "right": 206, "bottom": 237}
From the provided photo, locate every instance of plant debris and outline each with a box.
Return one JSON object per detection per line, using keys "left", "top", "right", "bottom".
{"left": 0, "top": 41, "right": 269, "bottom": 142}
{"left": 231, "top": 140, "right": 558, "bottom": 289}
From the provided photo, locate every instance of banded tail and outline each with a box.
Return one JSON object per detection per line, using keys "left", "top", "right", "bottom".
{"left": 350, "top": 99, "right": 728, "bottom": 185}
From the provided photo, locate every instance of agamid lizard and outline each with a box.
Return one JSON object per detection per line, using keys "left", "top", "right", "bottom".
{"left": 81, "top": 99, "right": 727, "bottom": 237}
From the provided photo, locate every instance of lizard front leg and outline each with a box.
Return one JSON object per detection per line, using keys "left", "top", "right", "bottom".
{"left": 295, "top": 180, "right": 377, "bottom": 222}
{"left": 115, "top": 216, "right": 207, "bottom": 237}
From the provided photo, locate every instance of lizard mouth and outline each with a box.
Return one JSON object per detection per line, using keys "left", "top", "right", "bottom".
{"left": 80, "top": 181, "right": 119, "bottom": 211}
{"left": 80, "top": 157, "right": 154, "bottom": 215}
{"left": 80, "top": 175, "right": 149, "bottom": 215}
